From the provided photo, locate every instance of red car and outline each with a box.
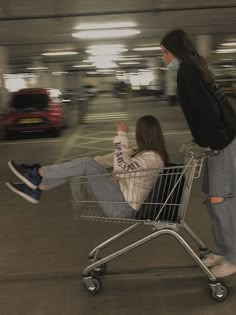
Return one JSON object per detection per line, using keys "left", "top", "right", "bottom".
{"left": 2, "top": 88, "right": 65, "bottom": 138}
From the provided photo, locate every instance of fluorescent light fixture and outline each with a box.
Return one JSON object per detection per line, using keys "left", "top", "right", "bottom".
{"left": 73, "top": 64, "right": 94, "bottom": 68}
{"left": 86, "top": 55, "right": 122, "bottom": 62}
{"left": 220, "top": 58, "right": 234, "bottom": 61}
{"left": 72, "top": 29, "right": 140, "bottom": 39}
{"left": 94, "top": 60, "right": 117, "bottom": 69}
{"left": 119, "top": 62, "right": 140, "bottom": 65}
{"left": 133, "top": 47, "right": 161, "bottom": 51}
{"left": 86, "top": 45, "right": 128, "bottom": 62}
{"left": 215, "top": 48, "right": 236, "bottom": 53}
{"left": 221, "top": 42, "right": 236, "bottom": 46}
{"left": 117, "top": 57, "right": 142, "bottom": 61}
{"left": 52, "top": 71, "right": 68, "bottom": 75}
{"left": 120, "top": 55, "right": 140, "bottom": 58}
{"left": 97, "top": 69, "right": 115, "bottom": 72}
{"left": 86, "top": 44, "right": 127, "bottom": 55}
{"left": 27, "top": 67, "right": 48, "bottom": 70}
{"left": 76, "top": 22, "right": 137, "bottom": 30}
{"left": 42, "top": 51, "right": 78, "bottom": 56}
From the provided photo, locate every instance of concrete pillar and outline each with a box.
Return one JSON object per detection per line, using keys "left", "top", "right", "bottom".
{"left": 196, "top": 35, "right": 212, "bottom": 58}
{"left": 31, "top": 58, "right": 51, "bottom": 88}
{"left": 196, "top": 34, "right": 216, "bottom": 75}
{"left": 51, "top": 64, "right": 65, "bottom": 92}
{"left": 147, "top": 57, "right": 162, "bottom": 94}
{"left": 164, "top": 69, "right": 177, "bottom": 105}
{"left": 0, "top": 46, "right": 9, "bottom": 113}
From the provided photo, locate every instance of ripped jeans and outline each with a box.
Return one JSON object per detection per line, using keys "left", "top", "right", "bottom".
{"left": 202, "top": 138, "right": 236, "bottom": 263}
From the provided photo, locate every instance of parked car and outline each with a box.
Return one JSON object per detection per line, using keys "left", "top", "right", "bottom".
{"left": 2, "top": 88, "right": 65, "bottom": 138}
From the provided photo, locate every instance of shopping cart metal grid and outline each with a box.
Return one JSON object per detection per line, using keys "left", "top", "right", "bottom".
{"left": 70, "top": 145, "right": 228, "bottom": 302}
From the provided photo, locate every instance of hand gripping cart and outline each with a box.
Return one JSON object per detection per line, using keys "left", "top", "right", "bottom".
{"left": 70, "top": 147, "right": 228, "bottom": 302}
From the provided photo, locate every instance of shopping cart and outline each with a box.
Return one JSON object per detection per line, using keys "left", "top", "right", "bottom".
{"left": 70, "top": 145, "right": 229, "bottom": 302}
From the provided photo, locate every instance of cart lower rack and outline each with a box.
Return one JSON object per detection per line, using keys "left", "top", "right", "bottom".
{"left": 70, "top": 148, "right": 228, "bottom": 302}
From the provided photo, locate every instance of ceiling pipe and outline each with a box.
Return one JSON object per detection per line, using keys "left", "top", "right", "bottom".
{"left": 0, "top": 5, "right": 236, "bottom": 21}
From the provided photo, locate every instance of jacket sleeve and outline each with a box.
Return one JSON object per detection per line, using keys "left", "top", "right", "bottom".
{"left": 94, "top": 147, "right": 138, "bottom": 168}
{"left": 113, "top": 131, "right": 158, "bottom": 172}
{"left": 178, "top": 64, "right": 227, "bottom": 147}
{"left": 94, "top": 152, "right": 114, "bottom": 168}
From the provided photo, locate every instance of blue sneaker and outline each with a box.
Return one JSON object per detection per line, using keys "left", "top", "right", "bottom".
{"left": 8, "top": 160, "right": 42, "bottom": 189}
{"left": 5, "top": 182, "right": 41, "bottom": 204}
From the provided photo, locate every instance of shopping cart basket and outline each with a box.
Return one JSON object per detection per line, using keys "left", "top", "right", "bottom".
{"left": 70, "top": 146, "right": 228, "bottom": 302}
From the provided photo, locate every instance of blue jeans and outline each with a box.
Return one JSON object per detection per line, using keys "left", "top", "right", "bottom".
{"left": 202, "top": 138, "right": 236, "bottom": 263}
{"left": 42, "top": 157, "right": 136, "bottom": 219}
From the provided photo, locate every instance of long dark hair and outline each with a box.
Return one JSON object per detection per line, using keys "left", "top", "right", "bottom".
{"left": 161, "top": 29, "right": 214, "bottom": 83}
{"left": 134, "top": 115, "right": 169, "bottom": 165}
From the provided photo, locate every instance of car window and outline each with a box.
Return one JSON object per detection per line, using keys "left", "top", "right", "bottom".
{"left": 11, "top": 94, "right": 49, "bottom": 111}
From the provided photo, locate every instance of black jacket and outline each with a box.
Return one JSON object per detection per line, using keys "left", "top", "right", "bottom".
{"left": 177, "top": 62, "right": 236, "bottom": 150}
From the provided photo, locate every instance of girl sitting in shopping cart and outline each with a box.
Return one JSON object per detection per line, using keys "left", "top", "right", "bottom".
{"left": 6, "top": 115, "right": 169, "bottom": 219}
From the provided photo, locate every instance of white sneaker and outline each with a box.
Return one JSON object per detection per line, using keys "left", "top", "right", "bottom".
{"left": 202, "top": 253, "right": 224, "bottom": 267}
{"left": 211, "top": 260, "right": 236, "bottom": 278}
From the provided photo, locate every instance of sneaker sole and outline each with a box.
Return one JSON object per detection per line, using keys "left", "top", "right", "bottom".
{"left": 202, "top": 257, "right": 224, "bottom": 268}
{"left": 5, "top": 182, "right": 38, "bottom": 204}
{"left": 8, "top": 161, "right": 37, "bottom": 190}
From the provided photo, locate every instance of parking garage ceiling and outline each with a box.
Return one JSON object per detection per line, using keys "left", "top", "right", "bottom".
{"left": 1, "top": 0, "right": 236, "bottom": 72}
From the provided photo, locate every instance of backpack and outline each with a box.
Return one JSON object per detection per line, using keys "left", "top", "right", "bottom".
{"left": 136, "top": 163, "right": 185, "bottom": 222}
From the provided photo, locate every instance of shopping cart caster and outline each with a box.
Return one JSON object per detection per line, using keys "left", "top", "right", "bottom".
{"left": 209, "top": 282, "right": 229, "bottom": 302}
{"left": 83, "top": 276, "right": 102, "bottom": 295}
{"left": 91, "top": 262, "right": 107, "bottom": 276}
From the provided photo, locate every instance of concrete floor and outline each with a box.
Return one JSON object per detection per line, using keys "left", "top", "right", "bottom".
{"left": 0, "top": 94, "right": 235, "bottom": 315}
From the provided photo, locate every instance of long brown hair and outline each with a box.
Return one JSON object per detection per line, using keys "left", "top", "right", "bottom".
{"left": 134, "top": 115, "right": 169, "bottom": 165}
{"left": 161, "top": 29, "right": 214, "bottom": 83}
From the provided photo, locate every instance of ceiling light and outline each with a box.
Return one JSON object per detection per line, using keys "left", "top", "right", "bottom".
{"left": 94, "top": 60, "right": 117, "bottom": 69}
{"left": 72, "top": 29, "right": 140, "bottom": 39}
{"left": 215, "top": 48, "right": 236, "bottom": 53}
{"left": 27, "top": 67, "right": 48, "bottom": 70}
{"left": 86, "top": 45, "right": 128, "bottom": 57}
{"left": 42, "top": 51, "right": 78, "bottom": 56}
{"left": 73, "top": 64, "right": 94, "bottom": 68}
{"left": 221, "top": 42, "right": 236, "bottom": 46}
{"left": 220, "top": 58, "right": 234, "bottom": 61}
{"left": 117, "top": 57, "right": 142, "bottom": 61}
{"left": 119, "top": 62, "right": 140, "bottom": 65}
{"left": 133, "top": 47, "right": 161, "bottom": 51}
{"left": 76, "top": 22, "right": 137, "bottom": 30}
{"left": 52, "top": 71, "right": 68, "bottom": 75}
{"left": 97, "top": 69, "right": 115, "bottom": 72}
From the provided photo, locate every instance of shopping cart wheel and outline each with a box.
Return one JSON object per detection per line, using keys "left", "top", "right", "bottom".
{"left": 83, "top": 276, "right": 102, "bottom": 295}
{"left": 92, "top": 262, "right": 107, "bottom": 276}
{"left": 209, "top": 283, "right": 229, "bottom": 302}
